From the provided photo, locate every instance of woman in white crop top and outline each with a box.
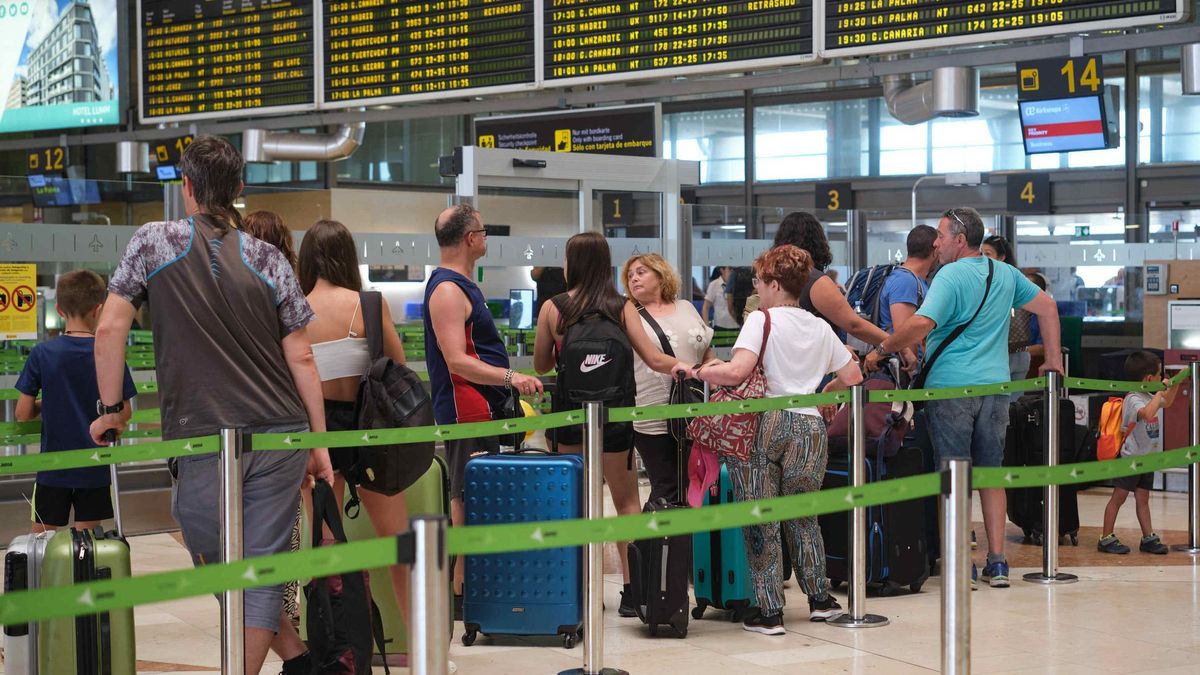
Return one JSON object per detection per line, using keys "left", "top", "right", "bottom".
{"left": 299, "top": 219, "right": 411, "bottom": 625}
{"left": 695, "top": 245, "right": 862, "bottom": 635}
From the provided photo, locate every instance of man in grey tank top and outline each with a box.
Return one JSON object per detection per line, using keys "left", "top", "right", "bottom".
{"left": 91, "top": 136, "right": 333, "bottom": 675}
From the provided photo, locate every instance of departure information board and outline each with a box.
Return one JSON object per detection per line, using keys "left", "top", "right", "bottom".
{"left": 544, "top": 0, "right": 815, "bottom": 86}
{"left": 139, "top": 0, "right": 317, "bottom": 122}
{"left": 323, "top": 0, "right": 537, "bottom": 106}
{"left": 821, "top": 1, "right": 1189, "bottom": 57}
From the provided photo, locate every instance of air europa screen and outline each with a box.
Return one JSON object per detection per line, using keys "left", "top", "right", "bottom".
{"left": 323, "top": 0, "right": 536, "bottom": 106}
{"left": 139, "top": 0, "right": 316, "bottom": 122}
{"left": 543, "top": 0, "right": 815, "bottom": 85}
{"left": 822, "top": 0, "right": 1187, "bottom": 57}
{"left": 1020, "top": 96, "right": 1108, "bottom": 154}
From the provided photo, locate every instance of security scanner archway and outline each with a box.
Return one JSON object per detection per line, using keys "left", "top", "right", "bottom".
{"left": 448, "top": 146, "right": 699, "bottom": 294}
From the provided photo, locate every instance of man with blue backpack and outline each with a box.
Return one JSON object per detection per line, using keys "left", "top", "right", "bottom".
{"left": 860, "top": 224, "right": 939, "bottom": 372}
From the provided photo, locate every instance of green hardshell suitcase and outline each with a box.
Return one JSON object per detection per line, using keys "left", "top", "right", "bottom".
{"left": 38, "top": 527, "right": 135, "bottom": 675}
{"left": 303, "top": 455, "right": 451, "bottom": 665}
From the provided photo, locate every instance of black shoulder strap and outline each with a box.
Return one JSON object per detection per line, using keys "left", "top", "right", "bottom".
{"left": 634, "top": 302, "right": 676, "bottom": 358}
{"left": 913, "top": 258, "right": 994, "bottom": 389}
{"left": 360, "top": 291, "right": 385, "bottom": 361}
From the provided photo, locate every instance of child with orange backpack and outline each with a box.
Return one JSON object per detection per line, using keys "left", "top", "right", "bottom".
{"left": 1097, "top": 351, "right": 1180, "bottom": 554}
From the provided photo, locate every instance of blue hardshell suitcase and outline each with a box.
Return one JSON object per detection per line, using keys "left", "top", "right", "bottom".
{"left": 461, "top": 451, "right": 584, "bottom": 648}
{"left": 691, "top": 464, "right": 756, "bottom": 621}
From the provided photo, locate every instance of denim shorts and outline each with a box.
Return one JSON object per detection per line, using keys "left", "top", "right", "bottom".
{"left": 925, "top": 395, "right": 1009, "bottom": 468}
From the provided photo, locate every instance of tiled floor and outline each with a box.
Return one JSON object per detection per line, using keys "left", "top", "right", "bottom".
{"left": 2, "top": 486, "right": 1198, "bottom": 674}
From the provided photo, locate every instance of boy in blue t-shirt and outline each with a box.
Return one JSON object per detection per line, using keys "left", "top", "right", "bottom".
{"left": 15, "top": 270, "right": 136, "bottom": 533}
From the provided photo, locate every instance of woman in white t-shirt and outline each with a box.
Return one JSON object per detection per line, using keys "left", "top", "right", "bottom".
{"left": 695, "top": 244, "right": 863, "bottom": 636}
{"left": 623, "top": 253, "right": 715, "bottom": 504}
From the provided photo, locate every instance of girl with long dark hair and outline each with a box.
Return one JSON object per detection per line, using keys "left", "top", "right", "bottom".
{"left": 533, "top": 231, "right": 687, "bottom": 617}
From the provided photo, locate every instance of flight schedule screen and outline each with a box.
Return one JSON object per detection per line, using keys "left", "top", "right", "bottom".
{"left": 139, "top": 0, "right": 316, "bottom": 121}
{"left": 323, "top": 0, "right": 536, "bottom": 105}
{"left": 544, "top": 0, "right": 815, "bottom": 84}
{"left": 822, "top": 0, "right": 1187, "bottom": 56}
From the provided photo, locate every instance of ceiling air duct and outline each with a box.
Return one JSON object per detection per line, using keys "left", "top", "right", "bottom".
{"left": 882, "top": 67, "right": 979, "bottom": 125}
{"left": 1183, "top": 44, "right": 1200, "bottom": 95}
{"left": 242, "top": 120, "right": 366, "bottom": 163}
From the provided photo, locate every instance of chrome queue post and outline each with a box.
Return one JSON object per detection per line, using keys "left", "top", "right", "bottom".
{"left": 1174, "top": 361, "right": 1200, "bottom": 554}
{"left": 941, "top": 459, "right": 972, "bottom": 674}
{"left": 1023, "top": 371, "right": 1077, "bottom": 584}
{"left": 408, "top": 515, "right": 451, "bottom": 675}
{"left": 830, "top": 383, "right": 889, "bottom": 629}
{"left": 218, "top": 428, "right": 245, "bottom": 675}
{"left": 561, "top": 401, "right": 626, "bottom": 675}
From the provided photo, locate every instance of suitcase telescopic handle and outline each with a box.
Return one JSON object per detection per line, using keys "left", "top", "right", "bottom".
{"left": 104, "top": 429, "right": 123, "bottom": 537}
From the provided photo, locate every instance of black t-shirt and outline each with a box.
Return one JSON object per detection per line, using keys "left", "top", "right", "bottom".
{"left": 535, "top": 267, "right": 567, "bottom": 316}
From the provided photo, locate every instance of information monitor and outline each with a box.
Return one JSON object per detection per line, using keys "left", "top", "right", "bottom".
{"left": 821, "top": 1, "right": 1189, "bottom": 57}
{"left": 139, "top": 0, "right": 317, "bottom": 122}
{"left": 323, "top": 0, "right": 537, "bottom": 106}
{"left": 543, "top": 0, "right": 816, "bottom": 86}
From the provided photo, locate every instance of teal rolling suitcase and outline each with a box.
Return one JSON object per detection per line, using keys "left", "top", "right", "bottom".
{"left": 691, "top": 464, "right": 756, "bottom": 621}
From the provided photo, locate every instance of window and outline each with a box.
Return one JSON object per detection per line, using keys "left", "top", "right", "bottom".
{"left": 338, "top": 117, "right": 464, "bottom": 185}
{"left": 663, "top": 109, "right": 745, "bottom": 183}
{"left": 753, "top": 101, "right": 868, "bottom": 181}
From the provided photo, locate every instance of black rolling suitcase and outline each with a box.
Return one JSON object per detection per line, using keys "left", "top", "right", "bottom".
{"left": 627, "top": 423, "right": 690, "bottom": 638}
{"left": 1005, "top": 394, "right": 1080, "bottom": 546}
{"left": 820, "top": 445, "right": 930, "bottom": 596}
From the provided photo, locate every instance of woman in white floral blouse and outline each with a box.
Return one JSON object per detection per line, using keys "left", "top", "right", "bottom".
{"left": 622, "top": 253, "right": 715, "bottom": 503}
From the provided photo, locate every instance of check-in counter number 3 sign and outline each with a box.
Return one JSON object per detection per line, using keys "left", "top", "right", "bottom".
{"left": 816, "top": 182, "right": 854, "bottom": 211}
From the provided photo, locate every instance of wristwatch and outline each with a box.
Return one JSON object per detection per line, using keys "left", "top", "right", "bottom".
{"left": 96, "top": 399, "right": 124, "bottom": 416}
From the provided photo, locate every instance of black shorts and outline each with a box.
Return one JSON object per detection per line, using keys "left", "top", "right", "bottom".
{"left": 445, "top": 435, "right": 500, "bottom": 499}
{"left": 324, "top": 399, "right": 360, "bottom": 475}
{"left": 32, "top": 483, "right": 113, "bottom": 527}
{"left": 1113, "top": 471, "right": 1154, "bottom": 493}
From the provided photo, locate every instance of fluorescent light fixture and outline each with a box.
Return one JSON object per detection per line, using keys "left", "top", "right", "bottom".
{"left": 720, "top": 225, "right": 745, "bottom": 231}
{"left": 1016, "top": 220, "right": 1040, "bottom": 226}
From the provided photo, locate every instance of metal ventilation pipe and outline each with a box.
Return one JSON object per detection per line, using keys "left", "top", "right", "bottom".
{"left": 116, "top": 141, "right": 150, "bottom": 174}
{"left": 882, "top": 67, "right": 979, "bottom": 125}
{"left": 242, "top": 120, "right": 365, "bottom": 163}
{"left": 1183, "top": 43, "right": 1200, "bottom": 95}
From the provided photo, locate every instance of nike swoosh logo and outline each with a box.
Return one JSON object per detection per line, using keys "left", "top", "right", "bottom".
{"left": 579, "top": 358, "right": 612, "bottom": 373}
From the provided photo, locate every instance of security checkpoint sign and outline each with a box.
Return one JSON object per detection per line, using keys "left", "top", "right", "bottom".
{"left": 0, "top": 264, "right": 36, "bottom": 339}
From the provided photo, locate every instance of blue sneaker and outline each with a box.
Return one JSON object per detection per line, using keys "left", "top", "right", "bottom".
{"left": 971, "top": 563, "right": 978, "bottom": 591}
{"left": 981, "top": 561, "right": 1010, "bottom": 588}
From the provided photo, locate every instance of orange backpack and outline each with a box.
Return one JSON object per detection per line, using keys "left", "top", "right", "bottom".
{"left": 1097, "top": 396, "right": 1137, "bottom": 461}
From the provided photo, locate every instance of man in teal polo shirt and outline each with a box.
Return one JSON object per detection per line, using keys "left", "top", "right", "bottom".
{"left": 879, "top": 206, "right": 1062, "bottom": 588}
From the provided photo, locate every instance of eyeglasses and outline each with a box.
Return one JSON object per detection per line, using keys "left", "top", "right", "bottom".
{"left": 467, "top": 228, "right": 488, "bottom": 238}
{"left": 751, "top": 276, "right": 760, "bottom": 287}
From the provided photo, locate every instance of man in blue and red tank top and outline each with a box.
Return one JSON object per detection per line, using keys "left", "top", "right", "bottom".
{"left": 423, "top": 204, "right": 544, "bottom": 599}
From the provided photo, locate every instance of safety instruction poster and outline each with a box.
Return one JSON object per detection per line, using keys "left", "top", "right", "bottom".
{"left": 0, "top": 263, "right": 36, "bottom": 339}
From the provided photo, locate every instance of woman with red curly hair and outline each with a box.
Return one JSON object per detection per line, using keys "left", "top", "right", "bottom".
{"left": 695, "top": 244, "right": 863, "bottom": 635}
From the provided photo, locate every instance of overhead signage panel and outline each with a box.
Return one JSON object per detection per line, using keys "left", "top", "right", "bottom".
{"left": 543, "top": 0, "right": 816, "bottom": 87}
{"left": 474, "top": 104, "right": 660, "bottom": 157}
{"left": 0, "top": 0, "right": 121, "bottom": 133}
{"left": 322, "top": 0, "right": 537, "bottom": 107}
{"left": 820, "top": 0, "right": 1189, "bottom": 57}
{"left": 138, "top": 0, "right": 317, "bottom": 122}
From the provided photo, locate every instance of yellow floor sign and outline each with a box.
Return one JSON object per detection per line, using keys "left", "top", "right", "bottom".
{"left": 0, "top": 263, "right": 37, "bottom": 339}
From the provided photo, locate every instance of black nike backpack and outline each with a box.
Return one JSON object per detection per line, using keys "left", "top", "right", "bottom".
{"left": 550, "top": 295, "right": 635, "bottom": 449}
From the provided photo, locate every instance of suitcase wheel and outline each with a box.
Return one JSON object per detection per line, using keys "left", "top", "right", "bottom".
{"left": 909, "top": 582, "right": 924, "bottom": 594}
{"left": 562, "top": 632, "right": 578, "bottom": 649}
{"left": 829, "top": 579, "right": 844, "bottom": 590}
{"left": 461, "top": 630, "right": 477, "bottom": 647}
{"left": 671, "top": 617, "right": 688, "bottom": 639}
{"left": 1068, "top": 532, "right": 1079, "bottom": 547}
{"left": 876, "top": 581, "right": 898, "bottom": 598}
{"left": 649, "top": 624, "right": 658, "bottom": 637}
{"left": 691, "top": 605, "right": 706, "bottom": 620}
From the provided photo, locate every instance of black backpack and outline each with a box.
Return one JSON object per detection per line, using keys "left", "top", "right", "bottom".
{"left": 305, "top": 480, "right": 388, "bottom": 674}
{"left": 350, "top": 291, "right": 435, "bottom": 509}
{"left": 550, "top": 294, "right": 635, "bottom": 448}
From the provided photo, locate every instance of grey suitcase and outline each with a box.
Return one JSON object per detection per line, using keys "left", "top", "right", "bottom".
{"left": 3, "top": 531, "right": 54, "bottom": 675}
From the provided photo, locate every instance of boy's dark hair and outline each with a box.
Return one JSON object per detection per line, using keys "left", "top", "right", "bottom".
{"left": 56, "top": 270, "right": 107, "bottom": 317}
{"left": 1124, "top": 350, "right": 1162, "bottom": 382}
{"left": 907, "top": 225, "right": 938, "bottom": 259}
